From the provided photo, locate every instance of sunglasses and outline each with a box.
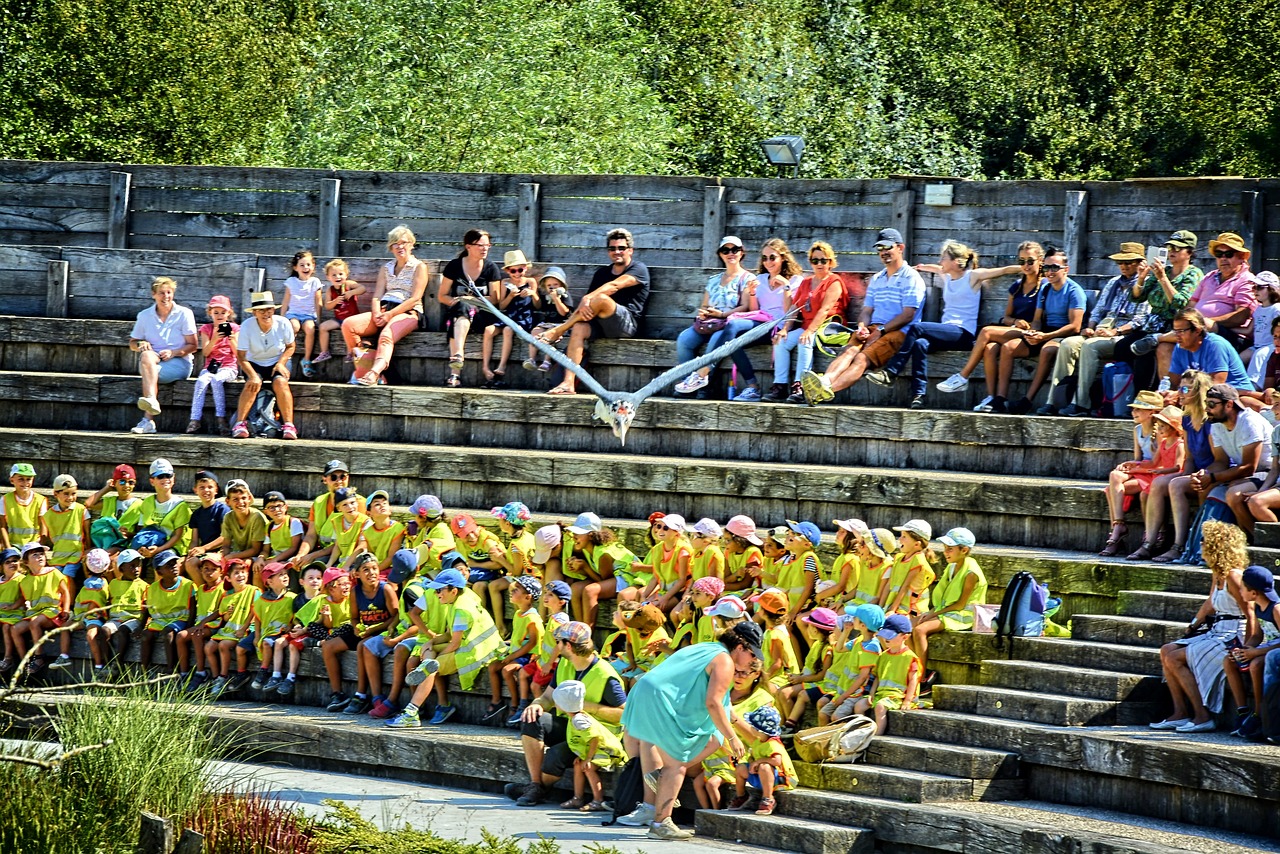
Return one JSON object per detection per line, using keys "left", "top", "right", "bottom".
{"left": 152, "top": 474, "right": 174, "bottom": 480}
{"left": 653, "top": 523, "right": 669, "bottom": 532}
{"left": 719, "top": 246, "right": 743, "bottom": 255}
{"left": 327, "top": 473, "right": 348, "bottom": 481}
{"left": 1214, "top": 249, "right": 1237, "bottom": 258}
{"left": 761, "top": 254, "right": 780, "bottom": 262}
{"left": 809, "top": 257, "right": 832, "bottom": 265}
{"left": 116, "top": 479, "right": 136, "bottom": 485}
{"left": 1041, "top": 264, "right": 1065, "bottom": 273}
{"left": 1178, "top": 385, "right": 1192, "bottom": 393}
{"left": 507, "top": 266, "right": 527, "bottom": 273}
{"left": 1172, "top": 327, "right": 1194, "bottom": 334}
{"left": 607, "top": 245, "right": 629, "bottom": 252}
{"left": 1017, "top": 258, "right": 1038, "bottom": 266}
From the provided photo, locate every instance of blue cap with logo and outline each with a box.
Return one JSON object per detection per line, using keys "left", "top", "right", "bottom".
{"left": 425, "top": 568, "right": 468, "bottom": 589}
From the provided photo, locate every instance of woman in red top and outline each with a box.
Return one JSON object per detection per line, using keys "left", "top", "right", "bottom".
{"left": 763, "top": 241, "right": 845, "bottom": 403}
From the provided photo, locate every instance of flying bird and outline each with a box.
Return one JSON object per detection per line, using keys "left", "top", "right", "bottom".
{"left": 456, "top": 283, "right": 793, "bottom": 445}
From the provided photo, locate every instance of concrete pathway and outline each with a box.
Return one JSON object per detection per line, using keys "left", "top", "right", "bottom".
{"left": 208, "top": 760, "right": 762, "bottom": 854}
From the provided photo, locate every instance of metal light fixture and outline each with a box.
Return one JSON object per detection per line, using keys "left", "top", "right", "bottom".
{"left": 759, "top": 135, "right": 805, "bottom": 178}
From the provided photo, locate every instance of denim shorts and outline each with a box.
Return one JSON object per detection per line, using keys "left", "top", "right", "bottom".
{"left": 362, "top": 634, "right": 416, "bottom": 658}
{"left": 286, "top": 311, "right": 317, "bottom": 324}
{"left": 103, "top": 618, "right": 140, "bottom": 635}
{"left": 157, "top": 357, "right": 194, "bottom": 384}
{"left": 468, "top": 568, "right": 503, "bottom": 584}
{"left": 236, "top": 630, "right": 257, "bottom": 651}
{"left": 56, "top": 563, "right": 81, "bottom": 579}
{"left": 82, "top": 619, "right": 104, "bottom": 629}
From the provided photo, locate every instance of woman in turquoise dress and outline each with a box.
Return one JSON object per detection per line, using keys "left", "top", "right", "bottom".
{"left": 619, "top": 621, "right": 762, "bottom": 839}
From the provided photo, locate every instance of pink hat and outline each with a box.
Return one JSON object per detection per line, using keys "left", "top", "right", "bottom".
{"left": 531, "top": 525, "right": 562, "bottom": 564}
{"left": 208, "top": 294, "right": 233, "bottom": 310}
{"left": 705, "top": 595, "right": 748, "bottom": 619}
{"left": 450, "top": 514, "right": 478, "bottom": 537}
{"left": 725, "top": 514, "right": 763, "bottom": 546}
{"left": 691, "top": 577, "right": 725, "bottom": 598}
{"left": 801, "top": 607, "right": 838, "bottom": 632}
{"left": 321, "top": 567, "right": 348, "bottom": 588}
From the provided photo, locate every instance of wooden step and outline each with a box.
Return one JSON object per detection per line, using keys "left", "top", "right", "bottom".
{"left": 864, "top": 735, "right": 1020, "bottom": 781}
{"left": 1072, "top": 614, "right": 1188, "bottom": 648}
{"left": 796, "top": 762, "right": 986, "bottom": 803}
{"left": 1117, "top": 590, "right": 1204, "bottom": 622}
{"left": 978, "top": 659, "right": 1163, "bottom": 702}
{"left": 694, "top": 810, "right": 874, "bottom": 854}
{"left": 930, "top": 634, "right": 1162, "bottom": 675}
{"left": 930, "top": 684, "right": 1156, "bottom": 727}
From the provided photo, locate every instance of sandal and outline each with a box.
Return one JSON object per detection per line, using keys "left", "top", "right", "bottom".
{"left": 185, "top": 419, "right": 202, "bottom": 434}
{"left": 547, "top": 384, "right": 576, "bottom": 396}
{"left": 580, "top": 800, "right": 608, "bottom": 812}
{"left": 448, "top": 354, "right": 465, "bottom": 370}
{"left": 1098, "top": 522, "right": 1127, "bottom": 557}
{"left": 357, "top": 371, "right": 380, "bottom": 386}
{"left": 491, "top": 370, "right": 507, "bottom": 389}
{"left": 559, "top": 795, "right": 587, "bottom": 810}
{"left": 1152, "top": 544, "right": 1184, "bottom": 563}
{"left": 1126, "top": 543, "right": 1153, "bottom": 561}
{"left": 445, "top": 376, "right": 462, "bottom": 388}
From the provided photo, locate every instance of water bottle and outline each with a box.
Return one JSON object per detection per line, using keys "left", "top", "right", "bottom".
{"left": 727, "top": 365, "right": 738, "bottom": 400}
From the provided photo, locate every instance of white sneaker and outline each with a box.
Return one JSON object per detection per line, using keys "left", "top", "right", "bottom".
{"left": 1157, "top": 377, "right": 1171, "bottom": 393}
{"left": 674, "top": 372, "right": 709, "bottom": 394}
{"left": 648, "top": 818, "right": 694, "bottom": 840}
{"left": 617, "top": 802, "right": 656, "bottom": 827}
{"left": 137, "top": 396, "right": 162, "bottom": 416}
{"left": 130, "top": 418, "right": 156, "bottom": 434}
{"left": 937, "top": 373, "right": 969, "bottom": 393}
{"left": 404, "top": 657, "right": 440, "bottom": 686}
{"left": 972, "top": 395, "right": 994, "bottom": 413}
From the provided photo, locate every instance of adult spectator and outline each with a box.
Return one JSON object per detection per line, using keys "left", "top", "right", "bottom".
{"left": 998, "top": 248, "right": 1086, "bottom": 414}
{"left": 539, "top": 228, "right": 650, "bottom": 396}
{"left": 1038, "top": 242, "right": 1150, "bottom": 416}
{"left": 1245, "top": 312, "right": 1280, "bottom": 406}
{"left": 230, "top": 292, "right": 297, "bottom": 440}
{"left": 509, "top": 622, "right": 625, "bottom": 807}
{"left": 436, "top": 228, "right": 502, "bottom": 388}
{"left": 1151, "top": 520, "right": 1250, "bottom": 733}
{"left": 673, "top": 236, "right": 755, "bottom": 399}
{"left": 1165, "top": 309, "right": 1252, "bottom": 393}
{"left": 868, "top": 240, "right": 1020, "bottom": 409}
{"left": 1180, "top": 232, "right": 1258, "bottom": 356}
{"left": 128, "top": 276, "right": 197, "bottom": 435}
{"left": 763, "top": 241, "right": 846, "bottom": 403}
{"left": 1245, "top": 416, "right": 1280, "bottom": 531}
{"left": 1128, "top": 230, "right": 1203, "bottom": 384}
{"left": 800, "top": 228, "right": 925, "bottom": 405}
{"left": 616, "top": 621, "right": 760, "bottom": 839}
{"left": 936, "top": 241, "right": 1045, "bottom": 410}
{"left": 344, "top": 225, "right": 430, "bottom": 387}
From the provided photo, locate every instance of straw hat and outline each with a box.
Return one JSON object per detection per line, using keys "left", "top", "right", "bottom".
{"left": 1129, "top": 390, "right": 1165, "bottom": 410}
{"left": 1153, "top": 405, "right": 1185, "bottom": 433}
{"left": 1108, "top": 242, "right": 1145, "bottom": 262}
{"left": 1208, "top": 232, "right": 1250, "bottom": 258}
{"left": 503, "top": 250, "right": 530, "bottom": 269}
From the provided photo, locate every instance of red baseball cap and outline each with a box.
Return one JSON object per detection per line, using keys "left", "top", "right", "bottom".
{"left": 113, "top": 464, "right": 136, "bottom": 481}
{"left": 450, "top": 514, "right": 478, "bottom": 537}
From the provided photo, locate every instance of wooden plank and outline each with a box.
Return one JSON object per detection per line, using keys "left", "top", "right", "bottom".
{"left": 0, "top": 159, "right": 121, "bottom": 184}
{"left": 0, "top": 181, "right": 111, "bottom": 210}
{"left": 536, "top": 173, "right": 707, "bottom": 201}
{"left": 702, "top": 185, "right": 726, "bottom": 268}
{"left": 136, "top": 811, "right": 173, "bottom": 854}
{"left": 539, "top": 221, "right": 701, "bottom": 252}
{"left": 336, "top": 170, "right": 517, "bottom": 196}
{"left": 517, "top": 182, "right": 540, "bottom": 259}
{"left": 337, "top": 217, "right": 513, "bottom": 249}
{"left": 341, "top": 189, "right": 512, "bottom": 221}
{"left": 1063, "top": 190, "right": 1089, "bottom": 274}
{"left": 46, "top": 260, "right": 68, "bottom": 318}
{"left": 127, "top": 163, "right": 334, "bottom": 190}
{"left": 892, "top": 188, "right": 914, "bottom": 261}
{"left": 913, "top": 205, "right": 1060, "bottom": 233}
{"left": 242, "top": 268, "right": 265, "bottom": 315}
{"left": 539, "top": 196, "right": 701, "bottom": 225}
{"left": 128, "top": 235, "right": 319, "bottom": 255}
{"left": 0, "top": 229, "right": 106, "bottom": 248}
{"left": 0, "top": 207, "right": 109, "bottom": 234}
{"left": 128, "top": 211, "right": 319, "bottom": 242}
{"left": 58, "top": 246, "right": 257, "bottom": 275}
{"left": 726, "top": 202, "right": 893, "bottom": 232}
{"left": 129, "top": 186, "right": 319, "bottom": 217}
{"left": 318, "top": 178, "right": 341, "bottom": 259}
{"left": 107, "top": 170, "right": 131, "bottom": 250}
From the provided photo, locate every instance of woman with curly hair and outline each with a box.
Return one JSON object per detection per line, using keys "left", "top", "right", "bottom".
{"left": 1151, "top": 520, "right": 1253, "bottom": 733}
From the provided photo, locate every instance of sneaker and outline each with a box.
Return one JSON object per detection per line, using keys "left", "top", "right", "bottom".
{"left": 727, "top": 794, "right": 751, "bottom": 810}
{"left": 428, "top": 704, "right": 456, "bottom": 725}
{"left": 648, "top": 818, "right": 693, "bottom": 840}
{"left": 515, "top": 783, "right": 548, "bottom": 807}
{"left": 865, "top": 369, "right": 892, "bottom": 387}
{"left": 761, "top": 383, "right": 789, "bottom": 403}
{"left": 1149, "top": 718, "right": 1191, "bottom": 731}
{"left": 506, "top": 699, "right": 530, "bottom": 727}
{"left": 786, "top": 381, "right": 807, "bottom": 405}
{"left": 504, "top": 781, "right": 529, "bottom": 801}
{"left": 538, "top": 361, "right": 552, "bottom": 372}
{"left": 301, "top": 359, "right": 316, "bottom": 378}
{"left": 387, "top": 708, "right": 422, "bottom": 728}
{"left": 207, "top": 676, "right": 229, "bottom": 697}
{"left": 263, "top": 675, "right": 282, "bottom": 692}
{"left": 131, "top": 418, "right": 157, "bottom": 435}
{"left": 937, "top": 373, "right": 969, "bottom": 393}
{"left": 754, "top": 796, "right": 777, "bottom": 816}
{"left": 989, "top": 396, "right": 1009, "bottom": 414}
{"left": 137, "top": 395, "right": 162, "bottom": 416}
{"left": 231, "top": 421, "right": 250, "bottom": 439}
{"left": 617, "top": 802, "right": 655, "bottom": 826}
{"left": 368, "top": 699, "right": 395, "bottom": 719}
{"left": 736, "top": 386, "right": 762, "bottom": 402}
{"left": 800, "top": 371, "right": 834, "bottom": 404}
{"left": 282, "top": 422, "right": 298, "bottom": 440}
{"left": 675, "top": 372, "right": 709, "bottom": 394}
{"left": 312, "top": 351, "right": 332, "bottom": 364}
{"left": 1034, "top": 403, "right": 1058, "bottom": 416}
{"left": 250, "top": 669, "right": 269, "bottom": 690}
{"left": 343, "top": 695, "right": 373, "bottom": 715}
{"left": 1008, "top": 397, "right": 1033, "bottom": 415}
{"left": 277, "top": 677, "right": 295, "bottom": 697}
{"left": 522, "top": 359, "right": 537, "bottom": 371}
{"left": 1060, "top": 403, "right": 1091, "bottom": 417}
{"left": 405, "top": 657, "right": 440, "bottom": 686}
{"left": 909, "top": 395, "right": 925, "bottom": 410}
{"left": 227, "top": 670, "right": 254, "bottom": 692}
{"left": 1175, "top": 719, "right": 1216, "bottom": 733}
{"left": 482, "top": 702, "right": 509, "bottom": 724}
{"left": 185, "top": 672, "right": 209, "bottom": 693}
{"left": 325, "top": 691, "right": 350, "bottom": 712}
{"left": 48, "top": 654, "right": 72, "bottom": 669}
{"left": 1130, "top": 334, "right": 1159, "bottom": 356}
{"left": 972, "top": 394, "right": 995, "bottom": 413}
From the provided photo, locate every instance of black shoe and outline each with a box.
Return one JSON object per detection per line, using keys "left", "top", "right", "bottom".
{"left": 343, "top": 695, "right": 373, "bottom": 715}
{"left": 504, "top": 781, "right": 528, "bottom": 801}
{"left": 1060, "top": 403, "right": 1091, "bottom": 417}
{"left": 1034, "top": 403, "right": 1057, "bottom": 416}
{"left": 516, "top": 783, "right": 548, "bottom": 806}
{"left": 1008, "top": 397, "right": 1033, "bottom": 415}
{"left": 761, "top": 383, "right": 788, "bottom": 403}
{"left": 989, "top": 396, "right": 1008, "bottom": 414}
{"left": 909, "top": 395, "right": 925, "bottom": 410}
{"left": 226, "top": 670, "right": 253, "bottom": 692}
{"left": 1130, "top": 334, "right": 1159, "bottom": 356}
{"left": 786, "top": 382, "right": 807, "bottom": 405}
{"left": 326, "top": 691, "right": 350, "bottom": 713}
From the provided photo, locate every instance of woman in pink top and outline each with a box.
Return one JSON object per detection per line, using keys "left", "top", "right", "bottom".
{"left": 1189, "top": 232, "right": 1258, "bottom": 351}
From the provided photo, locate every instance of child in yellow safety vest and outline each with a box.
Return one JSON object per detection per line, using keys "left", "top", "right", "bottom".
{"left": 486, "top": 574, "right": 544, "bottom": 725}
{"left": 178, "top": 553, "right": 226, "bottom": 692}
{"left": 779, "top": 607, "right": 837, "bottom": 734}
{"left": 855, "top": 614, "right": 921, "bottom": 735}
{"left": 729, "top": 705, "right": 796, "bottom": 817}
{"left": 14, "top": 543, "right": 71, "bottom": 673}
{"left": 72, "top": 548, "right": 114, "bottom": 675}
{"left": 140, "top": 549, "right": 195, "bottom": 675}
{"left": 879, "top": 519, "right": 938, "bottom": 617}
{"left": 1, "top": 462, "right": 48, "bottom": 550}
{"left": 818, "top": 604, "right": 884, "bottom": 724}
{"left": 0, "top": 547, "right": 25, "bottom": 676}
{"left": 249, "top": 562, "right": 298, "bottom": 694}
{"left": 553, "top": 679, "right": 629, "bottom": 812}
{"left": 45, "top": 474, "right": 88, "bottom": 591}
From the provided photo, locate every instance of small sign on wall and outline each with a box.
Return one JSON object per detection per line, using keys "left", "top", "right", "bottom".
{"left": 924, "top": 184, "right": 954, "bottom": 206}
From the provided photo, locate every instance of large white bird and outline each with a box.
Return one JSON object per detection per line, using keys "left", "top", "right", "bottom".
{"left": 457, "top": 283, "right": 794, "bottom": 445}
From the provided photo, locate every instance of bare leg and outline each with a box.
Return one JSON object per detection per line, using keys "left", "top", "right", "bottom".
{"left": 272, "top": 374, "right": 294, "bottom": 424}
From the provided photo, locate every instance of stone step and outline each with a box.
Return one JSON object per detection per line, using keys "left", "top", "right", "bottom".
{"left": 930, "top": 684, "right": 1156, "bottom": 727}
{"left": 694, "top": 810, "right": 874, "bottom": 854}
{"left": 930, "top": 634, "right": 1163, "bottom": 675}
{"left": 1252, "top": 522, "right": 1280, "bottom": 548}
{"left": 1072, "top": 614, "right": 1188, "bottom": 648}
{"left": 0, "top": 426, "right": 1110, "bottom": 550}
{"left": 1117, "top": 590, "right": 1204, "bottom": 622}
{"left": 863, "top": 735, "right": 1021, "bottom": 781}
{"left": 795, "top": 761, "right": 992, "bottom": 803}
{"left": 979, "top": 658, "right": 1164, "bottom": 702}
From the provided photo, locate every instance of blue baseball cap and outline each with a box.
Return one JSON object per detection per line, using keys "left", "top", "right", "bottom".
{"left": 152, "top": 549, "right": 180, "bottom": 567}
{"left": 389, "top": 549, "right": 419, "bottom": 585}
{"left": 117, "top": 548, "right": 143, "bottom": 565}
{"left": 877, "top": 613, "right": 912, "bottom": 640}
{"left": 847, "top": 603, "right": 886, "bottom": 633}
{"left": 438, "top": 549, "right": 466, "bottom": 571}
{"left": 786, "top": 519, "right": 822, "bottom": 548}
{"left": 875, "top": 228, "right": 904, "bottom": 248}
{"left": 425, "top": 568, "right": 468, "bottom": 589}
{"left": 545, "top": 579, "right": 572, "bottom": 600}
{"left": 0, "top": 547, "right": 19, "bottom": 563}
{"left": 513, "top": 575, "right": 543, "bottom": 598}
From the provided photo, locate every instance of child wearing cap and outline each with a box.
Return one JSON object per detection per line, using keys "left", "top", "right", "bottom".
{"left": 618, "top": 604, "right": 669, "bottom": 681}
{"left": 333, "top": 554, "right": 400, "bottom": 715}
{"left": 755, "top": 589, "right": 800, "bottom": 692}
{"left": 0, "top": 547, "right": 25, "bottom": 674}
{"left": 364, "top": 551, "right": 428, "bottom": 718}
{"left": 71, "top": 548, "right": 113, "bottom": 674}
{"left": 880, "top": 519, "right": 937, "bottom": 617}
{"left": 206, "top": 560, "right": 259, "bottom": 697}
{"left": 450, "top": 512, "right": 507, "bottom": 626}
{"left": 139, "top": 550, "right": 195, "bottom": 675}
{"left": 515, "top": 581, "right": 571, "bottom": 723}
{"left": 479, "top": 251, "right": 537, "bottom": 387}
{"left": 405, "top": 494, "right": 455, "bottom": 574}
{"left": 86, "top": 464, "right": 140, "bottom": 522}
{"left": 564, "top": 513, "right": 637, "bottom": 628}
{"left": 634, "top": 513, "right": 692, "bottom": 614}
{"left": 850, "top": 528, "right": 898, "bottom": 607}
{"left": 256, "top": 491, "right": 304, "bottom": 575}
{"left": 220, "top": 480, "right": 267, "bottom": 570}
{"left": 777, "top": 520, "right": 824, "bottom": 625}
{"left": 486, "top": 574, "right": 544, "bottom": 724}
{"left": 183, "top": 471, "right": 229, "bottom": 583}
{"left": 779, "top": 607, "right": 837, "bottom": 733}
{"left": 45, "top": 474, "right": 89, "bottom": 589}
{"left": 823, "top": 519, "right": 869, "bottom": 607}
{"left": 362, "top": 491, "right": 406, "bottom": 576}
{"left": 326, "top": 488, "right": 370, "bottom": 569}
{"left": 13, "top": 543, "right": 72, "bottom": 672}
{"left": 760, "top": 526, "right": 788, "bottom": 591}
{"left": 102, "top": 550, "right": 146, "bottom": 669}
{"left": 857, "top": 614, "right": 921, "bottom": 734}
{"left": 188, "top": 294, "right": 241, "bottom": 435}
{"left": 302, "top": 566, "right": 357, "bottom": 710}
{"left": 524, "top": 266, "right": 571, "bottom": 372}
{"left": 119, "top": 459, "right": 192, "bottom": 556}
{"left": 552, "top": 679, "right": 629, "bottom": 812}
{"left": 1, "top": 462, "right": 48, "bottom": 550}
{"left": 730, "top": 705, "right": 796, "bottom": 816}
{"left": 912, "top": 528, "right": 988, "bottom": 679}
{"left": 670, "top": 576, "right": 724, "bottom": 652}
{"left": 249, "top": 562, "right": 297, "bottom": 694}
{"left": 819, "top": 605, "right": 884, "bottom": 725}
{"left": 723, "top": 515, "right": 765, "bottom": 594}
{"left": 178, "top": 554, "right": 225, "bottom": 692}
{"left": 483, "top": 502, "right": 536, "bottom": 639}
{"left": 1223, "top": 565, "right": 1280, "bottom": 739}
{"left": 688, "top": 519, "right": 726, "bottom": 582}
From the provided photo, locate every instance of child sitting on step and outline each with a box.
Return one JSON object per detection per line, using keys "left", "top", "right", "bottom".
{"left": 1099, "top": 392, "right": 1162, "bottom": 557}
{"left": 187, "top": 295, "right": 240, "bottom": 435}
{"left": 755, "top": 589, "right": 800, "bottom": 694}
{"left": 722, "top": 515, "right": 765, "bottom": 595}
{"left": 619, "top": 604, "right": 669, "bottom": 682}
{"left": 102, "top": 549, "right": 146, "bottom": 670}
{"left": 484, "top": 502, "right": 535, "bottom": 639}
{"left": 14, "top": 543, "right": 72, "bottom": 673}
{"left": 911, "top": 528, "right": 988, "bottom": 681}
{"left": 634, "top": 514, "right": 692, "bottom": 614}
{"left": 509, "top": 584, "right": 570, "bottom": 727}
{"left": 71, "top": 548, "right": 113, "bottom": 676}
{"left": 688, "top": 518, "right": 726, "bottom": 582}
{"left": 880, "top": 519, "right": 937, "bottom": 617}
{"left": 206, "top": 559, "right": 257, "bottom": 698}
{"left": 729, "top": 705, "right": 796, "bottom": 817}
{"left": 780, "top": 607, "right": 837, "bottom": 733}
{"left": 313, "top": 258, "right": 365, "bottom": 366}
{"left": 302, "top": 566, "right": 356, "bottom": 710}
{"left": 819, "top": 606, "right": 884, "bottom": 725}
{"left": 139, "top": 549, "right": 194, "bottom": 676}
{"left": 334, "top": 553, "right": 399, "bottom": 715}
{"left": 367, "top": 551, "right": 429, "bottom": 719}
{"left": 405, "top": 494, "right": 455, "bottom": 575}
{"left": 249, "top": 562, "right": 297, "bottom": 694}
{"left": 256, "top": 491, "right": 304, "bottom": 575}
{"left": 553, "top": 679, "right": 629, "bottom": 812}
{"left": 0, "top": 547, "right": 25, "bottom": 675}
{"left": 850, "top": 528, "right": 898, "bottom": 607}
{"left": 178, "top": 554, "right": 225, "bottom": 692}
{"left": 486, "top": 575, "right": 544, "bottom": 725}
{"left": 824, "top": 518, "right": 870, "bottom": 608}
{"left": 1223, "top": 565, "right": 1280, "bottom": 739}
{"left": 856, "top": 614, "right": 920, "bottom": 735}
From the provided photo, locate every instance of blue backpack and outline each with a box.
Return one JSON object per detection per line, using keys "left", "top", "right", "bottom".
{"left": 994, "top": 571, "right": 1049, "bottom": 653}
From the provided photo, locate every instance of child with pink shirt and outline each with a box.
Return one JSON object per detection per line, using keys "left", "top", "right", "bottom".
{"left": 187, "top": 295, "right": 240, "bottom": 436}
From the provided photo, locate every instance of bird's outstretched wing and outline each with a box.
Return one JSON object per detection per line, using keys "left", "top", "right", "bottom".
{"left": 630, "top": 310, "right": 798, "bottom": 406}
{"left": 460, "top": 285, "right": 614, "bottom": 400}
